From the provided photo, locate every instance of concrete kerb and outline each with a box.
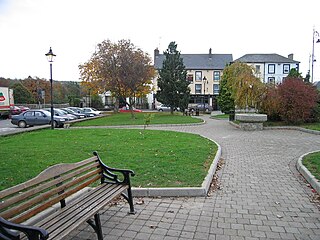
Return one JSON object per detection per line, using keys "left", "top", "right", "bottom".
{"left": 229, "top": 121, "right": 320, "bottom": 135}
{"left": 132, "top": 138, "right": 222, "bottom": 197}
{"left": 296, "top": 150, "right": 320, "bottom": 194}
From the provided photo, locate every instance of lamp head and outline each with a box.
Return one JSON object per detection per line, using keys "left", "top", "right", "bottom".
{"left": 45, "top": 47, "right": 56, "bottom": 62}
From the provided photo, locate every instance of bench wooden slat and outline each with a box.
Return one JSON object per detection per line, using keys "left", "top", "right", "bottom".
{"left": 0, "top": 157, "right": 98, "bottom": 199}
{"left": 11, "top": 174, "right": 101, "bottom": 224}
{"left": 48, "top": 185, "right": 127, "bottom": 239}
{"left": 0, "top": 161, "right": 100, "bottom": 210}
{"left": 37, "top": 184, "right": 123, "bottom": 230}
{"left": 2, "top": 168, "right": 101, "bottom": 221}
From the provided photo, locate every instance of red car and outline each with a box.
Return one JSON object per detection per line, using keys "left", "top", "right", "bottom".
{"left": 119, "top": 107, "right": 142, "bottom": 113}
{"left": 10, "top": 106, "right": 22, "bottom": 115}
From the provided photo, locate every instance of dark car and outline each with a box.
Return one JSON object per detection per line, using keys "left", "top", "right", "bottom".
{"left": 11, "top": 109, "right": 65, "bottom": 128}
{"left": 188, "top": 103, "right": 213, "bottom": 113}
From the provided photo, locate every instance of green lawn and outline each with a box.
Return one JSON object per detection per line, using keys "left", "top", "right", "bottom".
{"left": 73, "top": 112, "right": 202, "bottom": 126}
{"left": 211, "top": 114, "right": 229, "bottom": 119}
{"left": 0, "top": 128, "right": 217, "bottom": 191}
{"left": 302, "top": 152, "right": 320, "bottom": 180}
{"left": 302, "top": 122, "right": 320, "bottom": 131}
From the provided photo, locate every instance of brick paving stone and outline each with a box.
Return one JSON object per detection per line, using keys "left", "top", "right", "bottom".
{"left": 67, "top": 116, "right": 320, "bottom": 239}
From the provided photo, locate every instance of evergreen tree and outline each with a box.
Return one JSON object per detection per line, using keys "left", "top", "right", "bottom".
{"left": 217, "top": 75, "right": 234, "bottom": 113}
{"left": 156, "top": 42, "right": 190, "bottom": 114}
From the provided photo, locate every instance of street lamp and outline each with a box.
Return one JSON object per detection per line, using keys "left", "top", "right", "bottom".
{"left": 45, "top": 47, "right": 56, "bottom": 129}
{"left": 203, "top": 76, "right": 207, "bottom": 113}
{"left": 311, "top": 28, "right": 320, "bottom": 83}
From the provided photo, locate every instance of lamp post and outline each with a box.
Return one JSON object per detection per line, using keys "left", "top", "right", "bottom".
{"left": 311, "top": 28, "right": 320, "bottom": 83}
{"left": 203, "top": 76, "right": 207, "bottom": 113}
{"left": 45, "top": 47, "right": 56, "bottom": 129}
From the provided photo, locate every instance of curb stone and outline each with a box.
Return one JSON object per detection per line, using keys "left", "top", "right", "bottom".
{"left": 296, "top": 151, "right": 320, "bottom": 194}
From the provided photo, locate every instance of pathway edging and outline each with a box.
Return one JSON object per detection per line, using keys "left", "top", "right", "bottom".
{"left": 296, "top": 150, "right": 320, "bottom": 194}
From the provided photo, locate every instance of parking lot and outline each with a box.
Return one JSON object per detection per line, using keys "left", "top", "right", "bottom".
{"left": 0, "top": 118, "right": 25, "bottom": 135}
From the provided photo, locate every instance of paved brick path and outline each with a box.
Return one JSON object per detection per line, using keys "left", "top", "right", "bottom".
{"left": 70, "top": 116, "right": 320, "bottom": 240}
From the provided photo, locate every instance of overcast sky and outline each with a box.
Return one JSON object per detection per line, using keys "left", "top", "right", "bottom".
{"left": 1, "top": 0, "right": 320, "bottom": 82}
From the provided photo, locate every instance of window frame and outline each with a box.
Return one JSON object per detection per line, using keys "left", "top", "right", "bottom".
{"left": 268, "top": 64, "right": 275, "bottom": 74}
{"left": 213, "top": 84, "right": 219, "bottom": 94}
{"left": 283, "top": 64, "right": 290, "bottom": 74}
{"left": 195, "top": 84, "right": 202, "bottom": 94}
{"left": 213, "top": 71, "right": 220, "bottom": 81}
{"left": 195, "top": 71, "right": 202, "bottom": 81}
{"left": 268, "top": 77, "right": 275, "bottom": 84}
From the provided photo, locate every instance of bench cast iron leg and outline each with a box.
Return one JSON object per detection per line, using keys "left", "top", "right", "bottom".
{"left": 87, "top": 213, "right": 103, "bottom": 240}
{"left": 121, "top": 187, "right": 135, "bottom": 214}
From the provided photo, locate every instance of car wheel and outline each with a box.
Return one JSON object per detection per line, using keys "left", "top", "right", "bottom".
{"left": 50, "top": 121, "right": 58, "bottom": 128}
{"left": 159, "top": 109, "right": 163, "bottom": 112}
{"left": 18, "top": 121, "right": 27, "bottom": 128}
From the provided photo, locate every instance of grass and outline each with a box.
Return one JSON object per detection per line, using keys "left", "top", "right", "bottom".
{"left": 302, "top": 122, "right": 320, "bottom": 131}
{"left": 302, "top": 152, "right": 320, "bottom": 180}
{"left": 211, "top": 114, "right": 229, "bottom": 119}
{"left": 73, "top": 112, "right": 202, "bottom": 126}
{"left": 0, "top": 128, "right": 217, "bottom": 191}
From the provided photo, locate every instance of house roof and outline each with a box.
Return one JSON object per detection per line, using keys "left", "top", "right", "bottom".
{"left": 154, "top": 53, "right": 233, "bottom": 70}
{"left": 234, "top": 54, "right": 300, "bottom": 64}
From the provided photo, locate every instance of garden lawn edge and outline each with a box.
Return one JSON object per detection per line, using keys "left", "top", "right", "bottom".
{"left": 132, "top": 138, "right": 222, "bottom": 197}
{"left": 297, "top": 150, "right": 320, "bottom": 194}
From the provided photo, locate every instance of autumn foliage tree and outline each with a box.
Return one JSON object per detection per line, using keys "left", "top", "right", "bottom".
{"left": 79, "top": 39, "right": 155, "bottom": 117}
{"left": 277, "top": 78, "right": 318, "bottom": 123}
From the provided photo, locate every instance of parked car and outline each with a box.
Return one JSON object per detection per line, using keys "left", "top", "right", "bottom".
{"left": 10, "top": 106, "right": 22, "bottom": 115}
{"left": 11, "top": 109, "right": 65, "bottom": 128}
{"left": 60, "top": 108, "right": 86, "bottom": 119}
{"left": 119, "top": 107, "right": 142, "bottom": 112}
{"left": 156, "top": 104, "right": 180, "bottom": 112}
{"left": 82, "top": 107, "right": 101, "bottom": 116}
{"left": 188, "top": 103, "right": 213, "bottom": 113}
{"left": 17, "top": 106, "right": 30, "bottom": 112}
{"left": 43, "top": 108, "right": 77, "bottom": 121}
{"left": 68, "top": 107, "right": 96, "bottom": 117}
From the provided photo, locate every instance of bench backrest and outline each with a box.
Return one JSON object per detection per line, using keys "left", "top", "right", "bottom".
{"left": 0, "top": 155, "right": 102, "bottom": 224}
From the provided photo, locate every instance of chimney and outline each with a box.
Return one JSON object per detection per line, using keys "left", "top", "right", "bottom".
{"left": 154, "top": 48, "right": 159, "bottom": 59}
{"left": 288, "top": 54, "right": 293, "bottom": 60}
{"left": 209, "top": 48, "right": 212, "bottom": 58}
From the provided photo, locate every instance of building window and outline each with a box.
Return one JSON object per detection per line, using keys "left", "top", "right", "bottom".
{"left": 195, "top": 71, "right": 202, "bottom": 81}
{"left": 213, "top": 71, "right": 220, "bottom": 81}
{"left": 268, "top": 64, "right": 275, "bottom": 74}
{"left": 213, "top": 84, "right": 219, "bottom": 94}
{"left": 283, "top": 64, "right": 290, "bottom": 74}
{"left": 195, "top": 84, "right": 202, "bottom": 94}
{"left": 268, "top": 77, "right": 275, "bottom": 84}
{"left": 187, "top": 74, "right": 193, "bottom": 83}
{"left": 255, "top": 65, "right": 261, "bottom": 74}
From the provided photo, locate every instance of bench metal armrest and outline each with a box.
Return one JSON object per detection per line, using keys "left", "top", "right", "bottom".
{"left": 0, "top": 217, "right": 49, "bottom": 240}
{"left": 93, "top": 151, "right": 135, "bottom": 185}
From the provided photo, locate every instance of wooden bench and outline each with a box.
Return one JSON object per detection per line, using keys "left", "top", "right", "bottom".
{"left": 0, "top": 151, "right": 135, "bottom": 240}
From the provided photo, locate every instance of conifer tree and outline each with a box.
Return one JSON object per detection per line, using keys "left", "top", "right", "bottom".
{"left": 156, "top": 42, "right": 190, "bottom": 114}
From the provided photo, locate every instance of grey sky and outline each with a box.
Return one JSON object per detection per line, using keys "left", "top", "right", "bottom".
{"left": 0, "top": 0, "right": 320, "bottom": 82}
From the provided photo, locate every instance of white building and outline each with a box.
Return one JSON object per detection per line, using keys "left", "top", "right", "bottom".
{"left": 234, "top": 54, "right": 300, "bottom": 84}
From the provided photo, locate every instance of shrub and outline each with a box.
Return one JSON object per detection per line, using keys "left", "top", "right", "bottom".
{"left": 277, "top": 78, "right": 318, "bottom": 124}
{"left": 260, "top": 85, "right": 281, "bottom": 121}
